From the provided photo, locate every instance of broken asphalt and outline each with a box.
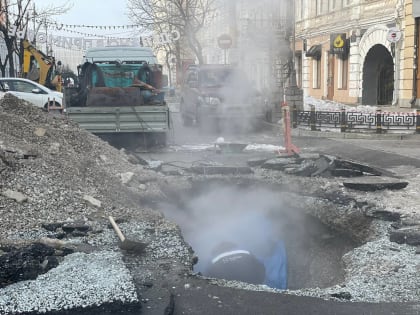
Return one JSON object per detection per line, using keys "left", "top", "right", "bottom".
{"left": 162, "top": 129, "right": 420, "bottom": 315}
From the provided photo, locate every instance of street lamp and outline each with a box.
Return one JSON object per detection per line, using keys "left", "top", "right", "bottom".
{"left": 289, "top": 0, "right": 297, "bottom": 87}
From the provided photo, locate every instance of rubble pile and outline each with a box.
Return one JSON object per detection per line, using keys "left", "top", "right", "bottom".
{"left": 0, "top": 94, "right": 193, "bottom": 314}
{"left": 0, "top": 94, "right": 166, "bottom": 234}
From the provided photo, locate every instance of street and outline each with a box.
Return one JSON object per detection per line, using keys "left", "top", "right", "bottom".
{"left": 138, "top": 101, "right": 285, "bottom": 167}
{"left": 138, "top": 100, "right": 420, "bottom": 173}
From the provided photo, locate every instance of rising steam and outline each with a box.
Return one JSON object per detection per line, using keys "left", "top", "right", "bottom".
{"left": 160, "top": 184, "right": 289, "bottom": 273}
{"left": 199, "top": 0, "right": 292, "bottom": 134}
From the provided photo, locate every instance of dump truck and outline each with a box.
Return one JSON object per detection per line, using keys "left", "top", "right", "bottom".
{"left": 63, "top": 46, "right": 170, "bottom": 146}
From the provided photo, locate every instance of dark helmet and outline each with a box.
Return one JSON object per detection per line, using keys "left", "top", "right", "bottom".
{"left": 207, "top": 248, "right": 265, "bottom": 285}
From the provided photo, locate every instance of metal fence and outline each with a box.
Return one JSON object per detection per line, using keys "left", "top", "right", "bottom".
{"left": 292, "top": 105, "right": 420, "bottom": 134}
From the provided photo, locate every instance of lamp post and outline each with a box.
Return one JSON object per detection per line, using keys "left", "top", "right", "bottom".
{"left": 289, "top": 0, "right": 297, "bottom": 87}
{"left": 279, "top": 0, "right": 300, "bottom": 156}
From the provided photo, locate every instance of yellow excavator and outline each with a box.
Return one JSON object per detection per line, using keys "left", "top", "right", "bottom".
{"left": 21, "top": 39, "right": 62, "bottom": 92}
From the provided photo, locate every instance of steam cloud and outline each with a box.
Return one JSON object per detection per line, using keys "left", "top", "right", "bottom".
{"left": 160, "top": 184, "right": 289, "bottom": 273}
{"left": 201, "top": 0, "right": 292, "bottom": 134}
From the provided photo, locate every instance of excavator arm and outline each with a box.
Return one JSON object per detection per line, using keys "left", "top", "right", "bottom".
{"left": 22, "top": 39, "right": 62, "bottom": 92}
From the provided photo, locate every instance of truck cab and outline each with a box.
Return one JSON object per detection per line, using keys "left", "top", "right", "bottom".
{"left": 180, "top": 64, "right": 267, "bottom": 131}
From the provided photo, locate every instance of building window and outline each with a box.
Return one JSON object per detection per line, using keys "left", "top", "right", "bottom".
{"left": 330, "top": 0, "right": 342, "bottom": 11}
{"left": 296, "top": 53, "right": 302, "bottom": 88}
{"left": 313, "top": 58, "right": 321, "bottom": 89}
{"left": 337, "top": 57, "right": 348, "bottom": 89}
{"left": 316, "top": 0, "right": 329, "bottom": 15}
{"left": 296, "top": 0, "right": 302, "bottom": 21}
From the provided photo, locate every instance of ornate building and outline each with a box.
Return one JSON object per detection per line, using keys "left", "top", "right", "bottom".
{"left": 295, "top": 0, "right": 416, "bottom": 108}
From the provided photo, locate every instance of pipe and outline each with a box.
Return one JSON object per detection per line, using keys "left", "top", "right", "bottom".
{"left": 410, "top": 17, "right": 419, "bottom": 106}
{"left": 392, "top": 42, "right": 398, "bottom": 107}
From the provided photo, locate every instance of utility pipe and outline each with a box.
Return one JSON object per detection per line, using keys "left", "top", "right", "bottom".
{"left": 411, "top": 17, "right": 419, "bottom": 106}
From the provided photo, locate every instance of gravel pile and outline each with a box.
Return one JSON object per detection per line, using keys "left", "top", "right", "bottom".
{"left": 0, "top": 251, "right": 137, "bottom": 314}
{"left": 0, "top": 95, "right": 165, "bottom": 233}
{"left": 291, "top": 231, "right": 420, "bottom": 302}
{"left": 0, "top": 94, "right": 194, "bottom": 314}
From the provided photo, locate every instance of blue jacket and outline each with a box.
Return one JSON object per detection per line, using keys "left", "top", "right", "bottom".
{"left": 257, "top": 241, "right": 288, "bottom": 290}
{"left": 203, "top": 212, "right": 288, "bottom": 289}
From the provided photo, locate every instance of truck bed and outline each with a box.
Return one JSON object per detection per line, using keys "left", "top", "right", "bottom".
{"left": 65, "top": 105, "right": 170, "bottom": 133}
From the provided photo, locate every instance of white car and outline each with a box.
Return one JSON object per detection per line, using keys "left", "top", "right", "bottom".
{"left": 0, "top": 77, "right": 63, "bottom": 110}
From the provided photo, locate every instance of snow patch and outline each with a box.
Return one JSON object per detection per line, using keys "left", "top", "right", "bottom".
{"left": 244, "top": 143, "right": 284, "bottom": 152}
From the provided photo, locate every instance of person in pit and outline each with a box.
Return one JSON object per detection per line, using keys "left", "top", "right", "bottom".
{"left": 206, "top": 239, "right": 288, "bottom": 290}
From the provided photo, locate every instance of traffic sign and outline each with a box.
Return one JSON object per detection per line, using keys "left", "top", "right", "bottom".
{"left": 387, "top": 27, "right": 402, "bottom": 43}
{"left": 218, "top": 34, "right": 233, "bottom": 50}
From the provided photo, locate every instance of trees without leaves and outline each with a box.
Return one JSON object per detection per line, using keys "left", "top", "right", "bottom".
{"left": 0, "top": 0, "right": 70, "bottom": 77}
{"left": 127, "top": 0, "right": 217, "bottom": 67}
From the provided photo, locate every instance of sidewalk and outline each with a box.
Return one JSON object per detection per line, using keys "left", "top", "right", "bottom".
{"left": 266, "top": 119, "right": 420, "bottom": 140}
{"left": 287, "top": 128, "right": 420, "bottom": 170}
{"left": 291, "top": 127, "right": 420, "bottom": 140}
{"left": 263, "top": 120, "right": 420, "bottom": 169}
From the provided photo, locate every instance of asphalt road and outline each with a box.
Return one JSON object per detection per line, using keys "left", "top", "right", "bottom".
{"left": 171, "top": 279, "right": 420, "bottom": 315}
{"left": 142, "top": 102, "right": 420, "bottom": 172}
{"left": 141, "top": 104, "right": 420, "bottom": 315}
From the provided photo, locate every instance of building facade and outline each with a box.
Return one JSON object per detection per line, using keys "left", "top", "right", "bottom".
{"left": 295, "top": 0, "right": 416, "bottom": 108}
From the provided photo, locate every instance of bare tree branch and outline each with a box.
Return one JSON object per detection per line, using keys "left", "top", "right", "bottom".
{"left": 127, "top": 0, "right": 217, "bottom": 65}
{"left": 0, "top": 0, "right": 71, "bottom": 77}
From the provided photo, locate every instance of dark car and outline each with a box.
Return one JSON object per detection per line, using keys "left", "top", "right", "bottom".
{"left": 180, "top": 64, "right": 268, "bottom": 130}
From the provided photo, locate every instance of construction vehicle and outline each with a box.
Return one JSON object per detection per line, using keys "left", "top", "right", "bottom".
{"left": 180, "top": 64, "right": 269, "bottom": 131}
{"left": 21, "top": 39, "right": 62, "bottom": 92}
{"left": 63, "top": 46, "right": 170, "bottom": 146}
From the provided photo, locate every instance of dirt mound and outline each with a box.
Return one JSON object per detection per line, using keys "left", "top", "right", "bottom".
{"left": 0, "top": 93, "right": 164, "bottom": 239}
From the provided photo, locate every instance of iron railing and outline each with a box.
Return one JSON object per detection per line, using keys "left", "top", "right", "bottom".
{"left": 292, "top": 105, "right": 420, "bottom": 134}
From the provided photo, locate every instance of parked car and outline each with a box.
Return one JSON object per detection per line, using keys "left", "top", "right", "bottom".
{"left": 180, "top": 64, "right": 269, "bottom": 130}
{"left": 0, "top": 77, "right": 63, "bottom": 110}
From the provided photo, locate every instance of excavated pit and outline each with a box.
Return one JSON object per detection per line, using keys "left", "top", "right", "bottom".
{"left": 0, "top": 175, "right": 377, "bottom": 314}
{"left": 160, "top": 180, "right": 363, "bottom": 290}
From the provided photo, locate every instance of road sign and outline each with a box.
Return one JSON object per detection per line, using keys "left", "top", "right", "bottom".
{"left": 387, "top": 27, "right": 402, "bottom": 43}
{"left": 218, "top": 34, "right": 233, "bottom": 50}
